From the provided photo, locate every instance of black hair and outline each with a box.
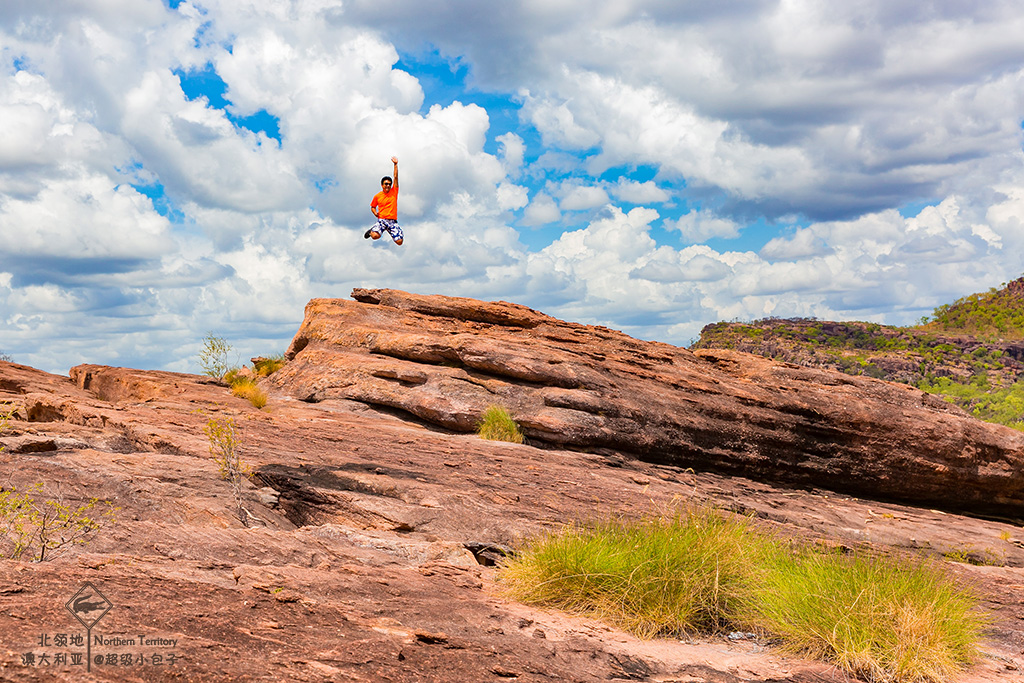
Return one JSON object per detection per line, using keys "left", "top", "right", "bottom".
{"left": 381, "top": 176, "right": 392, "bottom": 185}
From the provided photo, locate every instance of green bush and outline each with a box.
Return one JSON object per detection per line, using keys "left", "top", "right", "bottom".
{"left": 0, "top": 484, "right": 117, "bottom": 562}
{"left": 222, "top": 367, "right": 269, "bottom": 409}
{"left": 918, "top": 377, "right": 1024, "bottom": 431}
{"left": 925, "top": 284, "right": 1024, "bottom": 339}
{"left": 499, "top": 508, "right": 985, "bottom": 683}
{"left": 0, "top": 403, "right": 14, "bottom": 450}
{"left": 198, "top": 333, "right": 233, "bottom": 378}
{"left": 477, "top": 405, "right": 524, "bottom": 444}
{"left": 203, "top": 416, "right": 260, "bottom": 526}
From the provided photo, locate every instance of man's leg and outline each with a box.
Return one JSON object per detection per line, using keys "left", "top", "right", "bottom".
{"left": 389, "top": 221, "right": 404, "bottom": 246}
{"left": 365, "top": 219, "right": 385, "bottom": 240}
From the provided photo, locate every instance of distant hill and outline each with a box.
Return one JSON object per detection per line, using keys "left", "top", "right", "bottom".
{"left": 924, "top": 277, "right": 1024, "bottom": 339}
{"left": 691, "top": 277, "right": 1024, "bottom": 431}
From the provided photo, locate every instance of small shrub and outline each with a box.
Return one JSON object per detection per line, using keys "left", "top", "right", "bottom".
{"left": 198, "top": 333, "right": 233, "bottom": 378}
{"left": 225, "top": 369, "right": 268, "bottom": 409}
{"left": 918, "top": 377, "right": 1024, "bottom": 432}
{"left": 203, "top": 417, "right": 260, "bottom": 526}
{"left": 0, "top": 483, "right": 117, "bottom": 562}
{"left": 942, "top": 546, "right": 1003, "bottom": 566}
{"left": 223, "top": 367, "right": 244, "bottom": 385}
{"left": 477, "top": 405, "right": 524, "bottom": 444}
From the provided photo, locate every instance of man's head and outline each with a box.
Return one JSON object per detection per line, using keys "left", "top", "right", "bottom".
{"left": 380, "top": 176, "right": 393, "bottom": 190}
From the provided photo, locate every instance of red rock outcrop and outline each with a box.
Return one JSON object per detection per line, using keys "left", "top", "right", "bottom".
{"left": 269, "top": 289, "right": 1024, "bottom": 521}
{"left": 2, "top": 354, "right": 1024, "bottom": 681}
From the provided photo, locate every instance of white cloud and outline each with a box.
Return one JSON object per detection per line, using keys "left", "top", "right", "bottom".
{"left": 0, "top": 175, "right": 173, "bottom": 267}
{"left": 122, "top": 69, "right": 307, "bottom": 213}
{"left": 521, "top": 95, "right": 601, "bottom": 150}
{"left": 7, "top": 284, "right": 82, "bottom": 314}
{"left": 496, "top": 182, "right": 529, "bottom": 211}
{"left": 3, "top": 0, "right": 1024, "bottom": 375}
{"left": 557, "top": 182, "right": 610, "bottom": 211}
{"left": 666, "top": 210, "right": 742, "bottom": 243}
{"left": 607, "top": 179, "right": 670, "bottom": 204}
{"left": 381, "top": 0, "right": 1024, "bottom": 220}
{"left": 760, "top": 227, "right": 833, "bottom": 260}
{"left": 521, "top": 192, "right": 561, "bottom": 226}
{"left": 497, "top": 132, "right": 525, "bottom": 176}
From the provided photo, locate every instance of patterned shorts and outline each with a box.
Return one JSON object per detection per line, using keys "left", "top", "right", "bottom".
{"left": 372, "top": 218, "right": 403, "bottom": 242}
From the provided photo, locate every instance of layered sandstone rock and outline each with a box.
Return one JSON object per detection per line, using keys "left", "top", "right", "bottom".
{"left": 3, "top": 351, "right": 1024, "bottom": 680}
{"left": 269, "top": 289, "right": 1024, "bottom": 520}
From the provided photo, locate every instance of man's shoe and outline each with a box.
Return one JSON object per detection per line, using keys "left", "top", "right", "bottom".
{"left": 363, "top": 229, "right": 372, "bottom": 239}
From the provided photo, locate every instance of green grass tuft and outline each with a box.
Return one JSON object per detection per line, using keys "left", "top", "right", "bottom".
{"left": 253, "top": 355, "right": 286, "bottom": 377}
{"left": 499, "top": 508, "right": 985, "bottom": 683}
{"left": 744, "top": 549, "right": 986, "bottom": 683}
{"left": 226, "top": 374, "right": 268, "bottom": 409}
{"left": 499, "top": 508, "right": 771, "bottom": 637}
{"left": 477, "top": 405, "right": 524, "bottom": 444}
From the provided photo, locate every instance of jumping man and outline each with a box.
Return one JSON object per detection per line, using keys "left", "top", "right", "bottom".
{"left": 365, "top": 156, "right": 403, "bottom": 246}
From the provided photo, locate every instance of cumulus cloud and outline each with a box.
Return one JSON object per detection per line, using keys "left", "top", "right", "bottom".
{"left": 607, "top": 179, "right": 671, "bottom": 204}
{"left": 521, "top": 192, "right": 561, "bottom": 226}
{"left": 3, "top": 0, "right": 1024, "bottom": 374}
{"left": 122, "top": 69, "right": 307, "bottom": 213}
{"left": 666, "top": 210, "right": 742, "bottom": 243}
{"left": 0, "top": 176, "right": 173, "bottom": 271}
{"left": 497, "top": 132, "right": 525, "bottom": 176}
{"left": 760, "top": 227, "right": 833, "bottom": 260}
{"left": 358, "top": 0, "right": 1024, "bottom": 219}
{"left": 557, "top": 182, "right": 610, "bottom": 211}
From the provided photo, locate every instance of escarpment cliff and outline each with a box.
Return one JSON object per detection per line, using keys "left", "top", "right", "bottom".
{"left": 267, "top": 289, "right": 1024, "bottom": 521}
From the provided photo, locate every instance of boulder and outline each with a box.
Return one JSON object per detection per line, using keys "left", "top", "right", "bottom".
{"left": 268, "top": 289, "right": 1024, "bottom": 520}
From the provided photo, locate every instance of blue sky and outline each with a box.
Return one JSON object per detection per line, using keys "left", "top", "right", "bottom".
{"left": 2, "top": 0, "right": 1024, "bottom": 374}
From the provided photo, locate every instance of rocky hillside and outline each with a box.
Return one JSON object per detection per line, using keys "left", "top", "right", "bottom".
{"left": 693, "top": 277, "right": 1024, "bottom": 430}
{"left": 1, "top": 290, "right": 1024, "bottom": 681}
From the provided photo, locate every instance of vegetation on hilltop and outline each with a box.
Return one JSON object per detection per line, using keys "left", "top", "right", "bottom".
{"left": 924, "top": 278, "right": 1024, "bottom": 339}
{"left": 691, "top": 277, "right": 1024, "bottom": 431}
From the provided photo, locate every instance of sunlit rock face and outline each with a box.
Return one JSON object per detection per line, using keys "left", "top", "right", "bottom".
{"left": 270, "top": 288, "right": 1024, "bottom": 521}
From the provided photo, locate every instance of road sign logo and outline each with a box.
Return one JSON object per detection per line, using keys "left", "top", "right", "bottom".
{"left": 65, "top": 582, "right": 112, "bottom": 630}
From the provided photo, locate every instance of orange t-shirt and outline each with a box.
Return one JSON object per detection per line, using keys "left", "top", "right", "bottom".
{"left": 371, "top": 184, "right": 399, "bottom": 220}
